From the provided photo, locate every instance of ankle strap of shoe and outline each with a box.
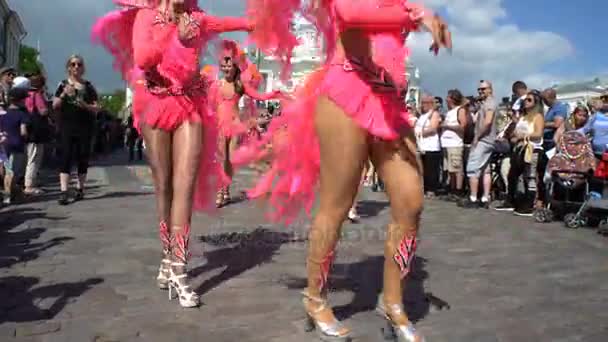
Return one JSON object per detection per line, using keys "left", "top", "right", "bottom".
{"left": 301, "top": 290, "right": 328, "bottom": 312}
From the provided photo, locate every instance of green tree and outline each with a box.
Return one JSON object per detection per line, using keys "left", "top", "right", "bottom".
{"left": 99, "top": 89, "right": 126, "bottom": 115}
{"left": 18, "top": 44, "right": 42, "bottom": 75}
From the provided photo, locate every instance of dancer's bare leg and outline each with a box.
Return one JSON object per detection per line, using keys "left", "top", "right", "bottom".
{"left": 226, "top": 134, "right": 238, "bottom": 199}
{"left": 371, "top": 129, "right": 424, "bottom": 338}
{"left": 304, "top": 96, "right": 368, "bottom": 338}
{"left": 168, "top": 121, "right": 203, "bottom": 307}
{"left": 348, "top": 167, "right": 367, "bottom": 221}
{"left": 216, "top": 135, "right": 229, "bottom": 206}
{"left": 141, "top": 124, "right": 173, "bottom": 288}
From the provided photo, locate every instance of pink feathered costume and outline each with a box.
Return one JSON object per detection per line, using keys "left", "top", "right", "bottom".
{"left": 209, "top": 39, "right": 281, "bottom": 140}
{"left": 233, "top": 0, "right": 428, "bottom": 222}
{"left": 92, "top": 0, "right": 256, "bottom": 211}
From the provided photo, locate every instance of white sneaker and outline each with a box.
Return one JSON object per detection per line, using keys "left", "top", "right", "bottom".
{"left": 348, "top": 208, "right": 360, "bottom": 222}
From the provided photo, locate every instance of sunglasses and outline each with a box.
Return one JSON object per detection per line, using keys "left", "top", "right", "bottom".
{"left": 525, "top": 97, "right": 534, "bottom": 103}
{"left": 478, "top": 87, "right": 488, "bottom": 91}
{"left": 70, "top": 62, "right": 83, "bottom": 67}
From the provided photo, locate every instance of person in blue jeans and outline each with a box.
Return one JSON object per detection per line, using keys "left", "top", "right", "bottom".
{"left": 0, "top": 87, "right": 30, "bottom": 205}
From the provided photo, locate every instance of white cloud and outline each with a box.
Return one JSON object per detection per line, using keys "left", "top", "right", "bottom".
{"left": 8, "top": 0, "right": 576, "bottom": 97}
{"left": 409, "top": 0, "right": 574, "bottom": 97}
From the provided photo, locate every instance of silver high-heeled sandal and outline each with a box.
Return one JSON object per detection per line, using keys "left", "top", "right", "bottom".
{"left": 376, "top": 295, "right": 425, "bottom": 342}
{"left": 168, "top": 262, "right": 200, "bottom": 308}
{"left": 167, "top": 224, "right": 200, "bottom": 308}
{"left": 157, "top": 221, "right": 171, "bottom": 289}
{"left": 156, "top": 258, "right": 171, "bottom": 289}
{"left": 302, "top": 291, "right": 351, "bottom": 342}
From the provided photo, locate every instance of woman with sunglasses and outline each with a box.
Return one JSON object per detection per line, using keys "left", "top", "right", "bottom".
{"left": 92, "top": 0, "right": 276, "bottom": 308}
{"left": 233, "top": 0, "right": 451, "bottom": 340}
{"left": 52, "top": 55, "right": 100, "bottom": 205}
{"left": 500, "top": 91, "right": 545, "bottom": 215}
{"left": 211, "top": 40, "right": 284, "bottom": 207}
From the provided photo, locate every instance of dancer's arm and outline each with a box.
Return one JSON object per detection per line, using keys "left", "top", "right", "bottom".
{"left": 242, "top": 82, "right": 282, "bottom": 101}
{"left": 202, "top": 13, "right": 253, "bottom": 33}
{"left": 334, "top": 0, "right": 425, "bottom": 30}
{"left": 132, "top": 9, "right": 164, "bottom": 69}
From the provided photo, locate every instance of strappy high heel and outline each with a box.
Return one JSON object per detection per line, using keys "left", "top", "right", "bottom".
{"left": 223, "top": 186, "right": 230, "bottom": 204}
{"left": 302, "top": 290, "right": 351, "bottom": 342}
{"left": 156, "top": 221, "right": 171, "bottom": 289}
{"left": 168, "top": 261, "right": 200, "bottom": 308}
{"left": 167, "top": 224, "right": 200, "bottom": 308}
{"left": 376, "top": 295, "right": 425, "bottom": 342}
{"left": 216, "top": 188, "right": 225, "bottom": 208}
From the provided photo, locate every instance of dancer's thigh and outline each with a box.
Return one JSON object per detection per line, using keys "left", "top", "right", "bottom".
{"left": 314, "top": 96, "right": 369, "bottom": 219}
{"left": 172, "top": 122, "right": 203, "bottom": 191}
{"left": 370, "top": 129, "right": 423, "bottom": 228}
{"left": 141, "top": 124, "right": 172, "bottom": 187}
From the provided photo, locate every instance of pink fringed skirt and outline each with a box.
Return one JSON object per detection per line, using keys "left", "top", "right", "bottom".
{"left": 232, "top": 65, "right": 411, "bottom": 223}
{"left": 132, "top": 83, "right": 228, "bottom": 213}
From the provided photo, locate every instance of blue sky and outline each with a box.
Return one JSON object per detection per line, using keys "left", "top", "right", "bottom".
{"left": 7, "top": 0, "right": 606, "bottom": 96}
{"left": 503, "top": 1, "right": 606, "bottom": 78}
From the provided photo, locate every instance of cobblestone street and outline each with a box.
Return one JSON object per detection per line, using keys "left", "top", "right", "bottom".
{"left": 1, "top": 154, "right": 608, "bottom": 341}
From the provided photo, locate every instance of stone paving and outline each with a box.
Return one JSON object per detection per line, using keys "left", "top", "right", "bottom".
{"left": 1, "top": 152, "right": 608, "bottom": 341}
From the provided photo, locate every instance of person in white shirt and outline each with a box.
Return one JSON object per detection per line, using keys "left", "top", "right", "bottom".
{"left": 416, "top": 94, "right": 442, "bottom": 197}
{"left": 440, "top": 89, "right": 468, "bottom": 199}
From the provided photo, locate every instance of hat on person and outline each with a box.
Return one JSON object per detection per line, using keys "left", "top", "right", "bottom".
{"left": 8, "top": 87, "right": 29, "bottom": 102}
{"left": 12, "top": 76, "right": 31, "bottom": 90}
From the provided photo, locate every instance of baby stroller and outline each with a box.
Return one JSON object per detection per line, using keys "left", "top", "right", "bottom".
{"left": 582, "top": 152, "right": 608, "bottom": 233}
{"left": 534, "top": 131, "right": 597, "bottom": 227}
{"left": 489, "top": 150, "right": 509, "bottom": 202}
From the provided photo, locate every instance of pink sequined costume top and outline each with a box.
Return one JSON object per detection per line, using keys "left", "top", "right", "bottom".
{"left": 92, "top": 0, "right": 253, "bottom": 212}
{"left": 234, "top": 0, "right": 428, "bottom": 222}
{"left": 209, "top": 40, "right": 281, "bottom": 138}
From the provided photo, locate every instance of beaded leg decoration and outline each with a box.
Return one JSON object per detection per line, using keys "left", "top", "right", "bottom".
{"left": 156, "top": 221, "right": 171, "bottom": 289}
{"left": 168, "top": 225, "right": 200, "bottom": 308}
{"left": 303, "top": 246, "right": 351, "bottom": 341}
{"left": 377, "top": 224, "right": 423, "bottom": 342}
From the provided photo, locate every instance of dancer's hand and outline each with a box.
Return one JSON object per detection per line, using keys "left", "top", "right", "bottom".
{"left": 422, "top": 14, "right": 452, "bottom": 55}
{"left": 178, "top": 13, "right": 199, "bottom": 43}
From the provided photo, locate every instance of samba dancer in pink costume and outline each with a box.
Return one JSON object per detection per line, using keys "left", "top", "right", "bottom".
{"left": 211, "top": 40, "right": 284, "bottom": 207}
{"left": 92, "top": 0, "right": 259, "bottom": 308}
{"left": 236, "top": 0, "right": 451, "bottom": 339}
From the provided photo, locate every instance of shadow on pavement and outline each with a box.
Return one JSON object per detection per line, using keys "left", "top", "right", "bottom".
{"left": 356, "top": 200, "right": 390, "bottom": 219}
{"left": 84, "top": 191, "right": 151, "bottom": 201}
{"left": 281, "top": 256, "right": 448, "bottom": 323}
{"left": 0, "top": 208, "right": 69, "bottom": 269}
{"left": 0, "top": 276, "right": 103, "bottom": 323}
{"left": 192, "top": 228, "right": 305, "bottom": 295}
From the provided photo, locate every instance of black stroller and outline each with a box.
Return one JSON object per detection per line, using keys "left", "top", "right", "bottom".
{"left": 535, "top": 170, "right": 592, "bottom": 227}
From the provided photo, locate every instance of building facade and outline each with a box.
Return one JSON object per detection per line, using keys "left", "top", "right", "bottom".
{"left": 0, "top": 0, "right": 26, "bottom": 68}
{"left": 555, "top": 77, "right": 607, "bottom": 109}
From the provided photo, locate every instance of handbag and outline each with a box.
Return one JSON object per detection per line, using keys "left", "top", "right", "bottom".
{"left": 27, "top": 93, "right": 51, "bottom": 144}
